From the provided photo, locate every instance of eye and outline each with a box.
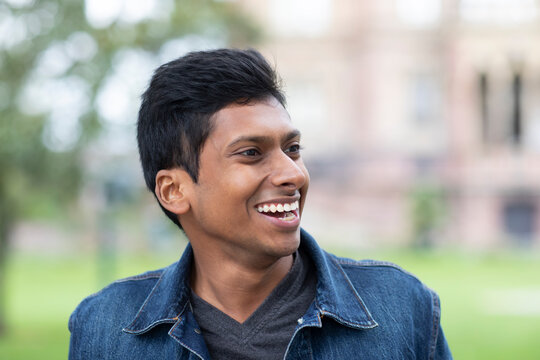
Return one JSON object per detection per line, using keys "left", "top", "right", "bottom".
{"left": 239, "top": 148, "right": 260, "bottom": 157}
{"left": 284, "top": 144, "right": 302, "bottom": 156}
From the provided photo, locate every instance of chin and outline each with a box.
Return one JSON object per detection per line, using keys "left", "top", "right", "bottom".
{"left": 271, "top": 233, "right": 301, "bottom": 257}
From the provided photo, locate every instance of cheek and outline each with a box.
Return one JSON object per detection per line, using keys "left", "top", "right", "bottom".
{"left": 197, "top": 172, "right": 259, "bottom": 212}
{"left": 227, "top": 165, "right": 267, "bottom": 192}
{"left": 195, "top": 164, "right": 267, "bottom": 214}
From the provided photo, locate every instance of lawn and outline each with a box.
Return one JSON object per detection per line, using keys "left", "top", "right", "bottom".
{"left": 0, "top": 247, "right": 539, "bottom": 359}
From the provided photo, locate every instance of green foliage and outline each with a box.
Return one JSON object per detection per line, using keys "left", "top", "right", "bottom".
{"left": 0, "top": 0, "right": 260, "bottom": 333}
{"left": 409, "top": 184, "right": 447, "bottom": 248}
{"left": 0, "top": 0, "right": 260, "bottom": 220}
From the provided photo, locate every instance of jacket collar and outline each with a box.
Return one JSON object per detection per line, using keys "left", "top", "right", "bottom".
{"left": 299, "top": 229, "right": 378, "bottom": 329}
{"left": 123, "top": 246, "right": 193, "bottom": 334}
{"left": 124, "top": 229, "right": 377, "bottom": 334}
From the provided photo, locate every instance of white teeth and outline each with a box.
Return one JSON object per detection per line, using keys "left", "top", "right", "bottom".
{"left": 257, "top": 200, "right": 300, "bottom": 214}
{"left": 282, "top": 212, "right": 296, "bottom": 221}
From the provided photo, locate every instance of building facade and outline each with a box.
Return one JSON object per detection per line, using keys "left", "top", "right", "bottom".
{"left": 238, "top": 0, "right": 540, "bottom": 249}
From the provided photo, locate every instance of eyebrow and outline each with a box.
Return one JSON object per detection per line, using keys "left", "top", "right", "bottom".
{"left": 226, "top": 129, "right": 302, "bottom": 149}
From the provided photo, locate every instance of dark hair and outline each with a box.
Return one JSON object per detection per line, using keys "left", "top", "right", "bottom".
{"left": 137, "top": 48, "right": 286, "bottom": 228}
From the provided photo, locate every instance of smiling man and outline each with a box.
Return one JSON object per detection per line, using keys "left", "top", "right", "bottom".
{"left": 69, "top": 49, "right": 452, "bottom": 359}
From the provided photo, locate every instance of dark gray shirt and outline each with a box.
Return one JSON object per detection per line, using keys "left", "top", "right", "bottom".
{"left": 190, "top": 249, "right": 317, "bottom": 360}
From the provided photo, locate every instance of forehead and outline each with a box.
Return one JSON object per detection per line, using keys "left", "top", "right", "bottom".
{"left": 208, "top": 98, "right": 297, "bottom": 146}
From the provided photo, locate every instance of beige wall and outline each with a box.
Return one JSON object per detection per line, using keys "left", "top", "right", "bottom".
{"left": 238, "top": 0, "right": 540, "bottom": 249}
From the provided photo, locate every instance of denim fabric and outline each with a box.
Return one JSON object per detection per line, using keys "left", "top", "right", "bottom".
{"left": 69, "top": 229, "right": 452, "bottom": 359}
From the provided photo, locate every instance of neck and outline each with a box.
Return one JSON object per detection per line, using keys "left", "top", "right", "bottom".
{"left": 190, "top": 247, "right": 294, "bottom": 323}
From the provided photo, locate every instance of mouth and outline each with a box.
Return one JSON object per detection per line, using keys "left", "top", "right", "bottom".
{"left": 255, "top": 200, "right": 300, "bottom": 222}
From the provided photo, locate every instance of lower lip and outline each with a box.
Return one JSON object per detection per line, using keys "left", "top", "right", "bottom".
{"left": 258, "top": 210, "right": 301, "bottom": 229}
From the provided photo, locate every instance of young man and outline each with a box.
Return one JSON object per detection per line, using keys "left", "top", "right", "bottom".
{"left": 69, "top": 49, "right": 452, "bottom": 359}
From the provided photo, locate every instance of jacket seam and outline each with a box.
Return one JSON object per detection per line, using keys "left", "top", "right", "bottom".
{"left": 115, "top": 272, "right": 163, "bottom": 283}
{"left": 336, "top": 258, "right": 410, "bottom": 273}
{"left": 428, "top": 290, "right": 441, "bottom": 360}
{"left": 122, "top": 272, "right": 167, "bottom": 331}
{"left": 80, "top": 272, "right": 163, "bottom": 303}
{"left": 336, "top": 258, "right": 425, "bottom": 285}
{"left": 319, "top": 257, "right": 378, "bottom": 328}
{"left": 168, "top": 320, "right": 205, "bottom": 360}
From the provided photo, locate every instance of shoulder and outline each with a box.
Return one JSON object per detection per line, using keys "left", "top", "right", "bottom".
{"left": 330, "top": 253, "right": 435, "bottom": 290}
{"left": 328, "top": 252, "right": 440, "bottom": 317}
{"left": 330, "top": 253, "right": 445, "bottom": 354}
{"left": 68, "top": 268, "right": 165, "bottom": 343}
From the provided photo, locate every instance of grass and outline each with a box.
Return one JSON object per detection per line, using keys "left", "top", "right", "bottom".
{"left": 1, "top": 247, "right": 539, "bottom": 359}
{"left": 0, "top": 250, "right": 182, "bottom": 359}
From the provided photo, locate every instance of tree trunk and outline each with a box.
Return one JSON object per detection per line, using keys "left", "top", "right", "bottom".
{"left": 0, "top": 177, "right": 14, "bottom": 336}
{"left": 0, "top": 212, "right": 11, "bottom": 336}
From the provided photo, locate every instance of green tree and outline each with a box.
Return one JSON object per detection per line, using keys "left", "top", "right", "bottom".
{"left": 409, "top": 184, "right": 446, "bottom": 249}
{"left": 0, "top": 0, "right": 259, "bottom": 334}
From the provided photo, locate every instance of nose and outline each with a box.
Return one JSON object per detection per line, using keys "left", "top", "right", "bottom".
{"left": 269, "top": 151, "right": 308, "bottom": 191}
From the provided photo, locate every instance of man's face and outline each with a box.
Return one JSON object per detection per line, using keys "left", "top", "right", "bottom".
{"left": 181, "top": 97, "right": 309, "bottom": 264}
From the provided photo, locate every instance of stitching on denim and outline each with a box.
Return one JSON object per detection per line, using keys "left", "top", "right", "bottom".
{"left": 122, "top": 272, "right": 167, "bottom": 332}
{"left": 282, "top": 312, "right": 322, "bottom": 360}
{"left": 304, "top": 326, "right": 315, "bottom": 360}
{"left": 428, "top": 290, "right": 441, "bottom": 360}
{"left": 319, "top": 309, "right": 378, "bottom": 329}
{"left": 125, "top": 303, "right": 186, "bottom": 335}
{"left": 337, "top": 257, "right": 425, "bottom": 286}
{"left": 122, "top": 317, "right": 177, "bottom": 335}
{"left": 336, "top": 257, "right": 398, "bottom": 266}
{"left": 114, "top": 272, "right": 162, "bottom": 283}
{"left": 336, "top": 257, "right": 408, "bottom": 273}
{"left": 168, "top": 320, "right": 206, "bottom": 360}
{"left": 316, "top": 300, "right": 376, "bottom": 328}
{"left": 330, "top": 256, "right": 379, "bottom": 327}
{"left": 78, "top": 271, "right": 163, "bottom": 304}
{"left": 316, "top": 310, "right": 323, "bottom": 327}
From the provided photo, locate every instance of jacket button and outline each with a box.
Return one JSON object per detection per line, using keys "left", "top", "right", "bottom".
{"left": 297, "top": 318, "right": 304, "bottom": 325}
{"left": 194, "top": 328, "right": 201, "bottom": 334}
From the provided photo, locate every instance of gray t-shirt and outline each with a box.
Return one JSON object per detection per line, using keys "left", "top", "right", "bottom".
{"left": 190, "top": 249, "right": 317, "bottom": 360}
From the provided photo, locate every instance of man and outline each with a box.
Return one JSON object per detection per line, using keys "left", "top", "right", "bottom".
{"left": 69, "top": 49, "right": 452, "bottom": 359}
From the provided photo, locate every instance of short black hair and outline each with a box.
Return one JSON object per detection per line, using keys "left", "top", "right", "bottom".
{"left": 137, "top": 48, "right": 286, "bottom": 228}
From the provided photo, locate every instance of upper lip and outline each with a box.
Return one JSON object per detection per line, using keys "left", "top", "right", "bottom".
{"left": 254, "top": 196, "right": 301, "bottom": 208}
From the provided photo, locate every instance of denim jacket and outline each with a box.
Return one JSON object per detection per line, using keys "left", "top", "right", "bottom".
{"left": 69, "top": 229, "right": 452, "bottom": 359}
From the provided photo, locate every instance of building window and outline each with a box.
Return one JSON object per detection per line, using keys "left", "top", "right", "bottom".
{"left": 478, "top": 72, "right": 489, "bottom": 143}
{"left": 270, "top": 0, "right": 332, "bottom": 37}
{"left": 478, "top": 71, "right": 525, "bottom": 148}
{"left": 511, "top": 72, "right": 522, "bottom": 147}
{"left": 395, "top": 0, "right": 441, "bottom": 27}
{"left": 502, "top": 200, "right": 536, "bottom": 246}
{"left": 460, "top": 0, "right": 538, "bottom": 25}
{"left": 285, "top": 79, "right": 328, "bottom": 156}
{"left": 410, "top": 73, "right": 440, "bottom": 124}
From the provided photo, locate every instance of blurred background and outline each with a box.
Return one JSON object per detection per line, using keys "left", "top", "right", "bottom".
{"left": 1, "top": 0, "right": 540, "bottom": 358}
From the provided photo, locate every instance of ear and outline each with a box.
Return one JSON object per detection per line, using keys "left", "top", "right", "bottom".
{"left": 155, "top": 168, "right": 193, "bottom": 216}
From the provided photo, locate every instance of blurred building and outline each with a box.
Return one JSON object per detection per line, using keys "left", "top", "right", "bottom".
{"left": 237, "top": 0, "right": 540, "bottom": 249}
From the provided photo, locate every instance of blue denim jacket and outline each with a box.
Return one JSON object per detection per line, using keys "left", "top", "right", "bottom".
{"left": 69, "top": 229, "right": 452, "bottom": 359}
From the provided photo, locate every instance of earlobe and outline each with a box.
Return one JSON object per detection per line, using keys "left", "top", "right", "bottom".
{"left": 155, "top": 169, "right": 192, "bottom": 215}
